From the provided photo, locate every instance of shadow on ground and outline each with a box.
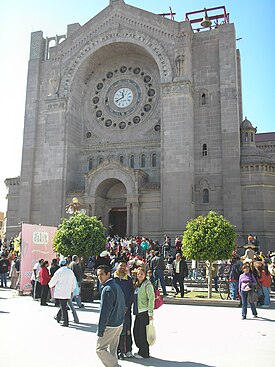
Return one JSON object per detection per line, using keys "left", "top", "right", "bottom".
{"left": 126, "top": 357, "right": 215, "bottom": 367}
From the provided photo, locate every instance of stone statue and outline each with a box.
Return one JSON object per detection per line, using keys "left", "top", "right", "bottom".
{"left": 48, "top": 70, "right": 60, "bottom": 97}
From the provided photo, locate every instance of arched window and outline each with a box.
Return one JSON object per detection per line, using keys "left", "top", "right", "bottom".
{"left": 201, "top": 93, "right": 206, "bottom": 105}
{"left": 130, "top": 155, "right": 135, "bottom": 168}
{"left": 88, "top": 159, "right": 93, "bottom": 170}
{"left": 141, "top": 154, "right": 146, "bottom": 168}
{"left": 203, "top": 189, "right": 209, "bottom": 204}
{"left": 245, "top": 132, "right": 248, "bottom": 142}
{"left": 119, "top": 156, "right": 124, "bottom": 164}
{"left": 152, "top": 153, "right": 157, "bottom": 167}
{"left": 99, "top": 157, "right": 103, "bottom": 164}
{"left": 251, "top": 132, "right": 253, "bottom": 142}
{"left": 202, "top": 144, "right": 208, "bottom": 156}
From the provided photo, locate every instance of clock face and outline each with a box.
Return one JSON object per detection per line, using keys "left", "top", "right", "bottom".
{"left": 114, "top": 87, "right": 133, "bottom": 108}
{"left": 88, "top": 65, "right": 158, "bottom": 131}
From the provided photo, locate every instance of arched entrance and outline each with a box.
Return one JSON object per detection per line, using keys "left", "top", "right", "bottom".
{"left": 84, "top": 159, "right": 148, "bottom": 237}
{"left": 95, "top": 179, "right": 127, "bottom": 237}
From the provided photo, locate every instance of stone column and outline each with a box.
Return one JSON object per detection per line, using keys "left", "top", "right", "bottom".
{"left": 18, "top": 31, "right": 45, "bottom": 225}
{"left": 126, "top": 203, "right": 131, "bottom": 235}
{"left": 126, "top": 194, "right": 139, "bottom": 235}
{"left": 218, "top": 23, "right": 243, "bottom": 232}
{"left": 83, "top": 196, "right": 96, "bottom": 216}
{"left": 132, "top": 202, "right": 139, "bottom": 236}
{"left": 161, "top": 81, "right": 194, "bottom": 232}
{"left": 40, "top": 98, "right": 67, "bottom": 226}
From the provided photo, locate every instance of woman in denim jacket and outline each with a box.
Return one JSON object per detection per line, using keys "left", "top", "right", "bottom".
{"left": 238, "top": 262, "right": 258, "bottom": 320}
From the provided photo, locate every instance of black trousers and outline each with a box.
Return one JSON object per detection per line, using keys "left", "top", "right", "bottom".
{"left": 118, "top": 309, "right": 133, "bottom": 354}
{"left": 31, "top": 280, "right": 41, "bottom": 299}
{"left": 56, "top": 299, "right": 69, "bottom": 325}
{"left": 40, "top": 284, "right": 49, "bottom": 305}
{"left": 133, "top": 311, "right": 149, "bottom": 358}
{"left": 173, "top": 274, "right": 184, "bottom": 297}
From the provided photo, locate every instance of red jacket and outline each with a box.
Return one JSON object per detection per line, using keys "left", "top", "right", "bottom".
{"left": 40, "top": 267, "right": 51, "bottom": 285}
{"left": 259, "top": 270, "right": 271, "bottom": 288}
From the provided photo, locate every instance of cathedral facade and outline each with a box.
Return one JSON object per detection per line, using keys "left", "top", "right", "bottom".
{"left": 5, "top": 0, "right": 275, "bottom": 251}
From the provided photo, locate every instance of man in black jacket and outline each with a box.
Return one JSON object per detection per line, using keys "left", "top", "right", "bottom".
{"left": 113, "top": 259, "right": 134, "bottom": 359}
{"left": 172, "top": 253, "right": 188, "bottom": 298}
{"left": 96, "top": 265, "right": 125, "bottom": 367}
{"left": 68, "top": 255, "right": 84, "bottom": 307}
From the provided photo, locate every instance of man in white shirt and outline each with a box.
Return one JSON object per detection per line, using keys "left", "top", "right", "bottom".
{"left": 49, "top": 259, "right": 75, "bottom": 327}
{"left": 31, "top": 258, "right": 44, "bottom": 299}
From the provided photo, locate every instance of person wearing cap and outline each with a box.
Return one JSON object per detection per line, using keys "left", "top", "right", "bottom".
{"left": 96, "top": 264, "right": 125, "bottom": 367}
{"left": 49, "top": 259, "right": 76, "bottom": 327}
{"left": 95, "top": 251, "right": 111, "bottom": 269}
{"left": 113, "top": 259, "right": 134, "bottom": 359}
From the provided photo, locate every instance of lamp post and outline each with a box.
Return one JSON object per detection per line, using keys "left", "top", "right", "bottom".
{"left": 65, "top": 197, "right": 86, "bottom": 215}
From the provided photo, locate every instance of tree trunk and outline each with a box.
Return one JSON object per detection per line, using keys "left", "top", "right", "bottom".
{"left": 207, "top": 260, "right": 213, "bottom": 298}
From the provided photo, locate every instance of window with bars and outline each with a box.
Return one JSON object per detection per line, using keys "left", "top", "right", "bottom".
{"left": 202, "top": 144, "right": 208, "bottom": 156}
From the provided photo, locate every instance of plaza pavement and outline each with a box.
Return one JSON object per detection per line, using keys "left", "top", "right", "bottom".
{"left": 1, "top": 287, "right": 275, "bottom": 367}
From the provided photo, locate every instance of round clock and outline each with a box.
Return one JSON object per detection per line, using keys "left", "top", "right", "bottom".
{"left": 114, "top": 87, "right": 133, "bottom": 108}
{"left": 90, "top": 65, "right": 158, "bottom": 130}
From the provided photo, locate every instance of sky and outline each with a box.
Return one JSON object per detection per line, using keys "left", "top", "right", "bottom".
{"left": 0, "top": 0, "right": 274, "bottom": 213}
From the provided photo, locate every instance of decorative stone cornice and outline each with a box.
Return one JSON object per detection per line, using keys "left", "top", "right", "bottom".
{"left": 5, "top": 177, "right": 20, "bottom": 187}
{"left": 140, "top": 183, "right": 160, "bottom": 190}
{"left": 240, "top": 163, "right": 275, "bottom": 174}
{"left": 161, "top": 80, "right": 192, "bottom": 95}
{"left": 45, "top": 97, "right": 67, "bottom": 111}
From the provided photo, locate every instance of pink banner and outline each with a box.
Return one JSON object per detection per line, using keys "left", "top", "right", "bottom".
{"left": 20, "top": 224, "right": 57, "bottom": 293}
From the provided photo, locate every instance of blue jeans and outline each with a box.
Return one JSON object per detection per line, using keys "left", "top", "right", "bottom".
{"left": 241, "top": 290, "right": 257, "bottom": 318}
{"left": 68, "top": 299, "right": 79, "bottom": 323}
{"left": 0, "top": 272, "right": 7, "bottom": 287}
{"left": 262, "top": 286, "right": 270, "bottom": 306}
{"left": 230, "top": 281, "right": 238, "bottom": 300}
{"left": 153, "top": 269, "right": 167, "bottom": 295}
{"left": 73, "top": 295, "right": 82, "bottom": 308}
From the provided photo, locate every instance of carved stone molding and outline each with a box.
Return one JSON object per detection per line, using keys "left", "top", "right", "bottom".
{"left": 198, "top": 177, "right": 215, "bottom": 191}
{"left": 161, "top": 80, "right": 192, "bottom": 95}
{"left": 45, "top": 97, "right": 67, "bottom": 111}
{"left": 60, "top": 29, "right": 173, "bottom": 96}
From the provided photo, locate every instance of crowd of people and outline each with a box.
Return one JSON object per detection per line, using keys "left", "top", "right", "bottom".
{"left": 1, "top": 233, "right": 275, "bottom": 365}
{"left": 0, "top": 237, "right": 20, "bottom": 289}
